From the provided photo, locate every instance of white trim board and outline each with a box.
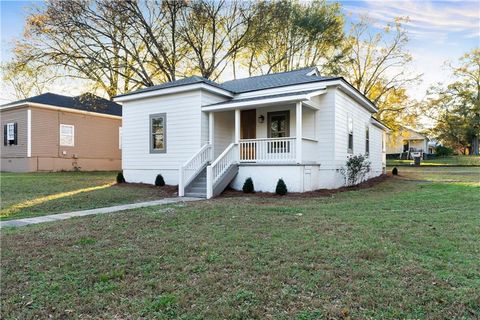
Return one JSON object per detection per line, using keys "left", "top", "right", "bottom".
{"left": 27, "top": 109, "right": 31, "bottom": 157}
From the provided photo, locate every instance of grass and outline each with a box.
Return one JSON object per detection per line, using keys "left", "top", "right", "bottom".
{"left": 1, "top": 166, "right": 479, "bottom": 318}
{"left": 387, "top": 155, "right": 480, "bottom": 166}
{"left": 0, "top": 171, "right": 175, "bottom": 220}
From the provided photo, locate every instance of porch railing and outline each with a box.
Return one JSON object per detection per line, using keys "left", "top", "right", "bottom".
{"left": 179, "top": 143, "right": 213, "bottom": 196}
{"left": 207, "top": 143, "right": 238, "bottom": 198}
{"left": 239, "top": 137, "right": 296, "bottom": 163}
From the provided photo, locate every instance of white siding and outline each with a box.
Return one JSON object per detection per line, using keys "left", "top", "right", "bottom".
{"left": 213, "top": 111, "right": 235, "bottom": 157}
{"left": 255, "top": 104, "right": 297, "bottom": 139}
{"left": 122, "top": 90, "right": 204, "bottom": 184}
{"left": 201, "top": 91, "right": 228, "bottom": 146}
{"left": 311, "top": 91, "right": 336, "bottom": 169}
{"left": 369, "top": 126, "right": 385, "bottom": 174}
{"left": 333, "top": 89, "right": 383, "bottom": 180}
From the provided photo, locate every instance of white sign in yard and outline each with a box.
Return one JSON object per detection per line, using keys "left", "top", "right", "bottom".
{"left": 6, "top": 123, "right": 14, "bottom": 141}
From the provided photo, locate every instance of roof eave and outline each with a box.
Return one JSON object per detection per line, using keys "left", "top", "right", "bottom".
{"left": 0, "top": 102, "right": 122, "bottom": 119}
{"left": 113, "top": 82, "right": 234, "bottom": 102}
{"left": 202, "top": 90, "right": 326, "bottom": 112}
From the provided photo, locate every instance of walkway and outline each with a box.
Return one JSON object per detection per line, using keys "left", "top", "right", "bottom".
{"left": 0, "top": 197, "right": 202, "bottom": 228}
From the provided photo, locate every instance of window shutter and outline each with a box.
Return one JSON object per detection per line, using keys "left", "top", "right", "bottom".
{"left": 3, "top": 125, "right": 6, "bottom": 146}
{"left": 13, "top": 123, "right": 18, "bottom": 145}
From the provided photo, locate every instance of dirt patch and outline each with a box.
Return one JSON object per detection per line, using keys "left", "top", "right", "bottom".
{"left": 220, "top": 174, "right": 391, "bottom": 199}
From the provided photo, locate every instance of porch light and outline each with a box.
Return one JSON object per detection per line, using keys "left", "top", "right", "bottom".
{"left": 258, "top": 115, "right": 265, "bottom": 123}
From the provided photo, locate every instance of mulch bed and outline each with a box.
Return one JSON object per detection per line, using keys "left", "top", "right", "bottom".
{"left": 115, "top": 182, "right": 178, "bottom": 195}
{"left": 220, "top": 174, "right": 391, "bottom": 199}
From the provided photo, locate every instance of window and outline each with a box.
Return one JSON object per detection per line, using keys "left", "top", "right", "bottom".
{"left": 3, "top": 122, "right": 17, "bottom": 146}
{"left": 267, "top": 111, "right": 290, "bottom": 138}
{"left": 59, "top": 124, "right": 74, "bottom": 146}
{"left": 150, "top": 113, "right": 166, "bottom": 153}
{"left": 365, "top": 126, "right": 370, "bottom": 155}
{"left": 347, "top": 115, "right": 353, "bottom": 153}
{"left": 267, "top": 111, "right": 290, "bottom": 153}
{"left": 119, "top": 127, "right": 122, "bottom": 149}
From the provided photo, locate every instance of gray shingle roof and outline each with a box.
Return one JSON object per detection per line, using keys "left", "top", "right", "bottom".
{"left": 1, "top": 92, "right": 122, "bottom": 116}
{"left": 220, "top": 67, "right": 338, "bottom": 93}
{"left": 114, "top": 68, "right": 341, "bottom": 98}
{"left": 114, "top": 76, "right": 228, "bottom": 98}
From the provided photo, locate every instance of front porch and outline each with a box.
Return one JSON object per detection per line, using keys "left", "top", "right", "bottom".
{"left": 180, "top": 91, "right": 324, "bottom": 198}
{"left": 207, "top": 99, "right": 320, "bottom": 165}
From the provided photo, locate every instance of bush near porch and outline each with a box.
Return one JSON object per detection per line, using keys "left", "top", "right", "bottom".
{"left": 1, "top": 167, "right": 479, "bottom": 319}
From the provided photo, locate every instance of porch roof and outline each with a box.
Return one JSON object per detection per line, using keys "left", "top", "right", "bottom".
{"left": 202, "top": 89, "right": 325, "bottom": 111}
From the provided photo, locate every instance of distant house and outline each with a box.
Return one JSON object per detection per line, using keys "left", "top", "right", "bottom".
{"left": 1, "top": 93, "right": 122, "bottom": 172}
{"left": 114, "top": 67, "right": 389, "bottom": 198}
{"left": 386, "top": 126, "right": 431, "bottom": 159}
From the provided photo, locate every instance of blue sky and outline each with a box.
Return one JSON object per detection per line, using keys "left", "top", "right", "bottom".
{"left": 1, "top": 0, "right": 479, "bottom": 102}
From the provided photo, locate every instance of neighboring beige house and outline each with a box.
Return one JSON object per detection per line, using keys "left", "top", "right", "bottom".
{"left": 386, "top": 126, "right": 430, "bottom": 159}
{"left": 1, "top": 93, "right": 122, "bottom": 172}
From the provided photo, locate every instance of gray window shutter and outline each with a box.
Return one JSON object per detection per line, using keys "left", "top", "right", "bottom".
{"left": 13, "top": 123, "right": 18, "bottom": 145}
{"left": 3, "top": 125, "right": 6, "bottom": 146}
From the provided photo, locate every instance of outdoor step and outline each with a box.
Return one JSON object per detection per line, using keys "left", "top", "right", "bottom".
{"left": 187, "top": 186, "right": 205, "bottom": 193}
{"left": 185, "top": 192, "right": 206, "bottom": 198}
{"left": 191, "top": 181, "right": 206, "bottom": 186}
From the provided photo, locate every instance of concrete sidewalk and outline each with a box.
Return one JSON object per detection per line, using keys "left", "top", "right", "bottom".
{"left": 0, "top": 197, "right": 202, "bottom": 228}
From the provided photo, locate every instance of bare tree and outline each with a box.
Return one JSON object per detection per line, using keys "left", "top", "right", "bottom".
{"left": 239, "top": 0, "right": 345, "bottom": 76}
{"left": 339, "top": 17, "right": 421, "bottom": 124}
{"left": 1, "top": 61, "right": 60, "bottom": 100}
{"left": 179, "top": 0, "right": 262, "bottom": 80}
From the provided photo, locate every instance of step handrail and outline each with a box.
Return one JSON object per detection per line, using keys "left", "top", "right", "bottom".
{"left": 206, "top": 143, "right": 238, "bottom": 199}
{"left": 179, "top": 143, "right": 213, "bottom": 196}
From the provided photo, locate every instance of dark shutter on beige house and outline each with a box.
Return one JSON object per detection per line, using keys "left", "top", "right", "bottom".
{"left": 3, "top": 125, "right": 6, "bottom": 146}
{"left": 13, "top": 123, "right": 18, "bottom": 145}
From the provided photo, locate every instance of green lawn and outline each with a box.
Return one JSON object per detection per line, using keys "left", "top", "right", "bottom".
{"left": 1, "top": 167, "right": 479, "bottom": 319}
{"left": 0, "top": 172, "right": 175, "bottom": 220}
{"left": 387, "top": 155, "right": 480, "bottom": 166}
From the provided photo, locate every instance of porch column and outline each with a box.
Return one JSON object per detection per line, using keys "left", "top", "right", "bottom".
{"left": 235, "top": 109, "right": 241, "bottom": 143}
{"left": 296, "top": 102, "right": 302, "bottom": 164}
{"left": 209, "top": 112, "right": 214, "bottom": 144}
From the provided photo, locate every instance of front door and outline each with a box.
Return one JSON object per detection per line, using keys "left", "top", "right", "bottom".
{"left": 241, "top": 109, "right": 256, "bottom": 139}
{"left": 240, "top": 109, "right": 256, "bottom": 160}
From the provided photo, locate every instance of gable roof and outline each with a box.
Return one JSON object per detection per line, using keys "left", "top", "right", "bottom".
{"left": 220, "top": 67, "right": 338, "bottom": 93}
{"left": 114, "top": 76, "right": 229, "bottom": 99}
{"left": 114, "top": 67, "right": 340, "bottom": 99}
{"left": 1, "top": 92, "right": 122, "bottom": 116}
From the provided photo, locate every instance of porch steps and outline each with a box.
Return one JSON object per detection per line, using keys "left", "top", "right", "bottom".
{"left": 185, "top": 169, "right": 207, "bottom": 198}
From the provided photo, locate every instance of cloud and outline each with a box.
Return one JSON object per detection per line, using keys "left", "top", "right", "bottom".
{"left": 344, "top": 0, "right": 480, "bottom": 39}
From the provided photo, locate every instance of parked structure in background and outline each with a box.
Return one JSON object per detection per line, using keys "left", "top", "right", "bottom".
{"left": 115, "top": 67, "right": 388, "bottom": 198}
{"left": 1, "top": 93, "right": 122, "bottom": 172}
{"left": 386, "top": 126, "right": 432, "bottom": 160}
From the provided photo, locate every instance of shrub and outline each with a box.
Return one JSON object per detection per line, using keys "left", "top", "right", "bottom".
{"left": 116, "top": 172, "right": 125, "bottom": 183}
{"left": 435, "top": 145, "right": 454, "bottom": 157}
{"left": 275, "top": 178, "right": 288, "bottom": 195}
{"left": 392, "top": 167, "right": 398, "bottom": 175}
{"left": 242, "top": 177, "right": 254, "bottom": 193}
{"left": 340, "top": 154, "right": 371, "bottom": 186}
{"left": 155, "top": 174, "right": 165, "bottom": 186}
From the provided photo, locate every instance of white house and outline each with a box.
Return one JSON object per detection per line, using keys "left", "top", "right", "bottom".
{"left": 386, "top": 126, "right": 431, "bottom": 159}
{"left": 114, "top": 68, "right": 388, "bottom": 198}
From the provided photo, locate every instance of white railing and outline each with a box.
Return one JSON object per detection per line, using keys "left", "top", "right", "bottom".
{"left": 206, "top": 143, "right": 238, "bottom": 199}
{"left": 239, "top": 137, "right": 296, "bottom": 163}
{"left": 179, "top": 143, "right": 213, "bottom": 196}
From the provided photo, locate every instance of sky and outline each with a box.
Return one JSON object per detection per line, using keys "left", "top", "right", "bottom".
{"left": 0, "top": 0, "right": 479, "bottom": 103}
